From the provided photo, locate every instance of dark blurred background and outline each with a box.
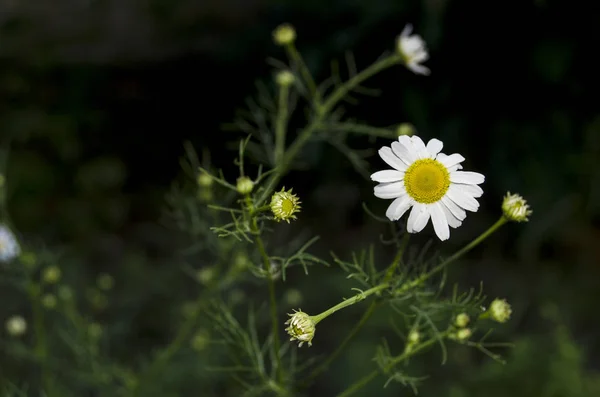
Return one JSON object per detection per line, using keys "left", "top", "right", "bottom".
{"left": 2, "top": 0, "right": 600, "bottom": 395}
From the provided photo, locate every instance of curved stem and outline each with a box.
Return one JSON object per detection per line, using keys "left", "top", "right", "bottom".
{"left": 255, "top": 53, "right": 402, "bottom": 207}
{"left": 336, "top": 333, "right": 446, "bottom": 397}
{"left": 396, "top": 216, "right": 507, "bottom": 295}
{"left": 305, "top": 300, "right": 379, "bottom": 384}
{"left": 312, "top": 283, "right": 388, "bottom": 324}
{"left": 319, "top": 54, "right": 401, "bottom": 116}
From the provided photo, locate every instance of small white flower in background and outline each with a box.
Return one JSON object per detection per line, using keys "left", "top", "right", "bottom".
{"left": 397, "top": 24, "right": 430, "bottom": 75}
{"left": 5, "top": 315, "right": 27, "bottom": 336}
{"left": 502, "top": 192, "right": 532, "bottom": 222}
{"left": 371, "top": 135, "right": 485, "bottom": 241}
{"left": 0, "top": 224, "right": 20, "bottom": 263}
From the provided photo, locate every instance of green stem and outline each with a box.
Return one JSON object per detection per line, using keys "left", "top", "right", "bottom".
{"left": 285, "top": 44, "right": 321, "bottom": 105}
{"left": 29, "top": 283, "right": 52, "bottom": 395}
{"left": 336, "top": 333, "right": 446, "bottom": 397}
{"left": 256, "top": 53, "right": 402, "bottom": 207}
{"left": 383, "top": 233, "right": 410, "bottom": 283}
{"left": 337, "top": 370, "right": 379, "bottom": 397}
{"left": 305, "top": 301, "right": 379, "bottom": 384}
{"left": 312, "top": 283, "right": 388, "bottom": 325}
{"left": 250, "top": 212, "right": 283, "bottom": 383}
{"left": 318, "top": 54, "right": 402, "bottom": 116}
{"left": 304, "top": 234, "right": 410, "bottom": 384}
{"left": 274, "top": 83, "right": 290, "bottom": 165}
{"left": 396, "top": 216, "right": 508, "bottom": 295}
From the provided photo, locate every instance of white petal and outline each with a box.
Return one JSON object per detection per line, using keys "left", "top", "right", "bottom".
{"left": 457, "top": 184, "right": 484, "bottom": 198}
{"left": 385, "top": 195, "right": 413, "bottom": 221}
{"left": 441, "top": 204, "right": 462, "bottom": 229}
{"left": 447, "top": 185, "right": 480, "bottom": 212}
{"left": 410, "top": 136, "right": 427, "bottom": 152}
{"left": 378, "top": 147, "right": 406, "bottom": 171}
{"left": 450, "top": 171, "right": 485, "bottom": 185}
{"left": 391, "top": 141, "right": 415, "bottom": 166}
{"left": 430, "top": 202, "right": 450, "bottom": 241}
{"left": 438, "top": 153, "right": 465, "bottom": 168}
{"left": 407, "top": 63, "right": 431, "bottom": 76}
{"left": 426, "top": 139, "right": 443, "bottom": 157}
{"left": 441, "top": 196, "right": 467, "bottom": 220}
{"left": 371, "top": 170, "right": 404, "bottom": 183}
{"left": 374, "top": 182, "right": 405, "bottom": 199}
{"left": 398, "top": 135, "right": 414, "bottom": 151}
{"left": 407, "top": 203, "right": 430, "bottom": 233}
{"left": 401, "top": 24, "right": 413, "bottom": 38}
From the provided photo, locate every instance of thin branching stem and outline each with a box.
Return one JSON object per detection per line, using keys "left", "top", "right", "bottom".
{"left": 312, "top": 283, "right": 388, "bottom": 324}
{"left": 285, "top": 44, "right": 321, "bottom": 105}
{"left": 383, "top": 233, "right": 410, "bottom": 283}
{"left": 336, "top": 332, "right": 449, "bottom": 397}
{"left": 396, "top": 216, "right": 508, "bottom": 294}
{"left": 255, "top": 53, "right": 402, "bottom": 207}
{"left": 249, "top": 209, "right": 284, "bottom": 383}
{"left": 305, "top": 300, "right": 380, "bottom": 385}
{"left": 274, "top": 82, "right": 290, "bottom": 165}
{"left": 28, "top": 282, "right": 53, "bottom": 395}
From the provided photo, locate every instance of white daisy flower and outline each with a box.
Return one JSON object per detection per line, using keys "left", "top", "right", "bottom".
{"left": 371, "top": 135, "right": 485, "bottom": 241}
{"left": 396, "top": 24, "right": 430, "bottom": 76}
{"left": 0, "top": 224, "right": 21, "bottom": 262}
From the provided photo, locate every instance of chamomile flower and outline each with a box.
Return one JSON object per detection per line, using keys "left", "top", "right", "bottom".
{"left": 371, "top": 135, "right": 485, "bottom": 241}
{"left": 0, "top": 224, "right": 20, "bottom": 263}
{"left": 396, "top": 24, "right": 430, "bottom": 75}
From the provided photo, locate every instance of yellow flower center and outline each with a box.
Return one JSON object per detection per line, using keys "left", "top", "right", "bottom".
{"left": 270, "top": 188, "right": 301, "bottom": 223}
{"left": 280, "top": 198, "right": 294, "bottom": 214}
{"left": 403, "top": 159, "right": 450, "bottom": 204}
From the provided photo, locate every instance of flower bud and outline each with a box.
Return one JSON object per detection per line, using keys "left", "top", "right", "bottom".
{"left": 396, "top": 123, "right": 416, "bottom": 137}
{"left": 191, "top": 329, "right": 210, "bottom": 351}
{"left": 502, "top": 192, "right": 532, "bottom": 222}
{"left": 270, "top": 187, "right": 301, "bottom": 223}
{"left": 196, "top": 266, "right": 216, "bottom": 285}
{"left": 455, "top": 313, "right": 470, "bottom": 328}
{"left": 5, "top": 315, "right": 27, "bottom": 336}
{"left": 275, "top": 70, "right": 295, "bottom": 87}
{"left": 42, "top": 294, "right": 57, "bottom": 309}
{"left": 197, "top": 172, "right": 213, "bottom": 188}
{"left": 42, "top": 266, "right": 61, "bottom": 284}
{"left": 285, "top": 310, "right": 316, "bottom": 347}
{"left": 488, "top": 298, "right": 512, "bottom": 323}
{"left": 273, "top": 23, "right": 296, "bottom": 46}
{"left": 408, "top": 330, "right": 420, "bottom": 344}
{"left": 236, "top": 176, "right": 254, "bottom": 195}
{"left": 456, "top": 328, "right": 472, "bottom": 341}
